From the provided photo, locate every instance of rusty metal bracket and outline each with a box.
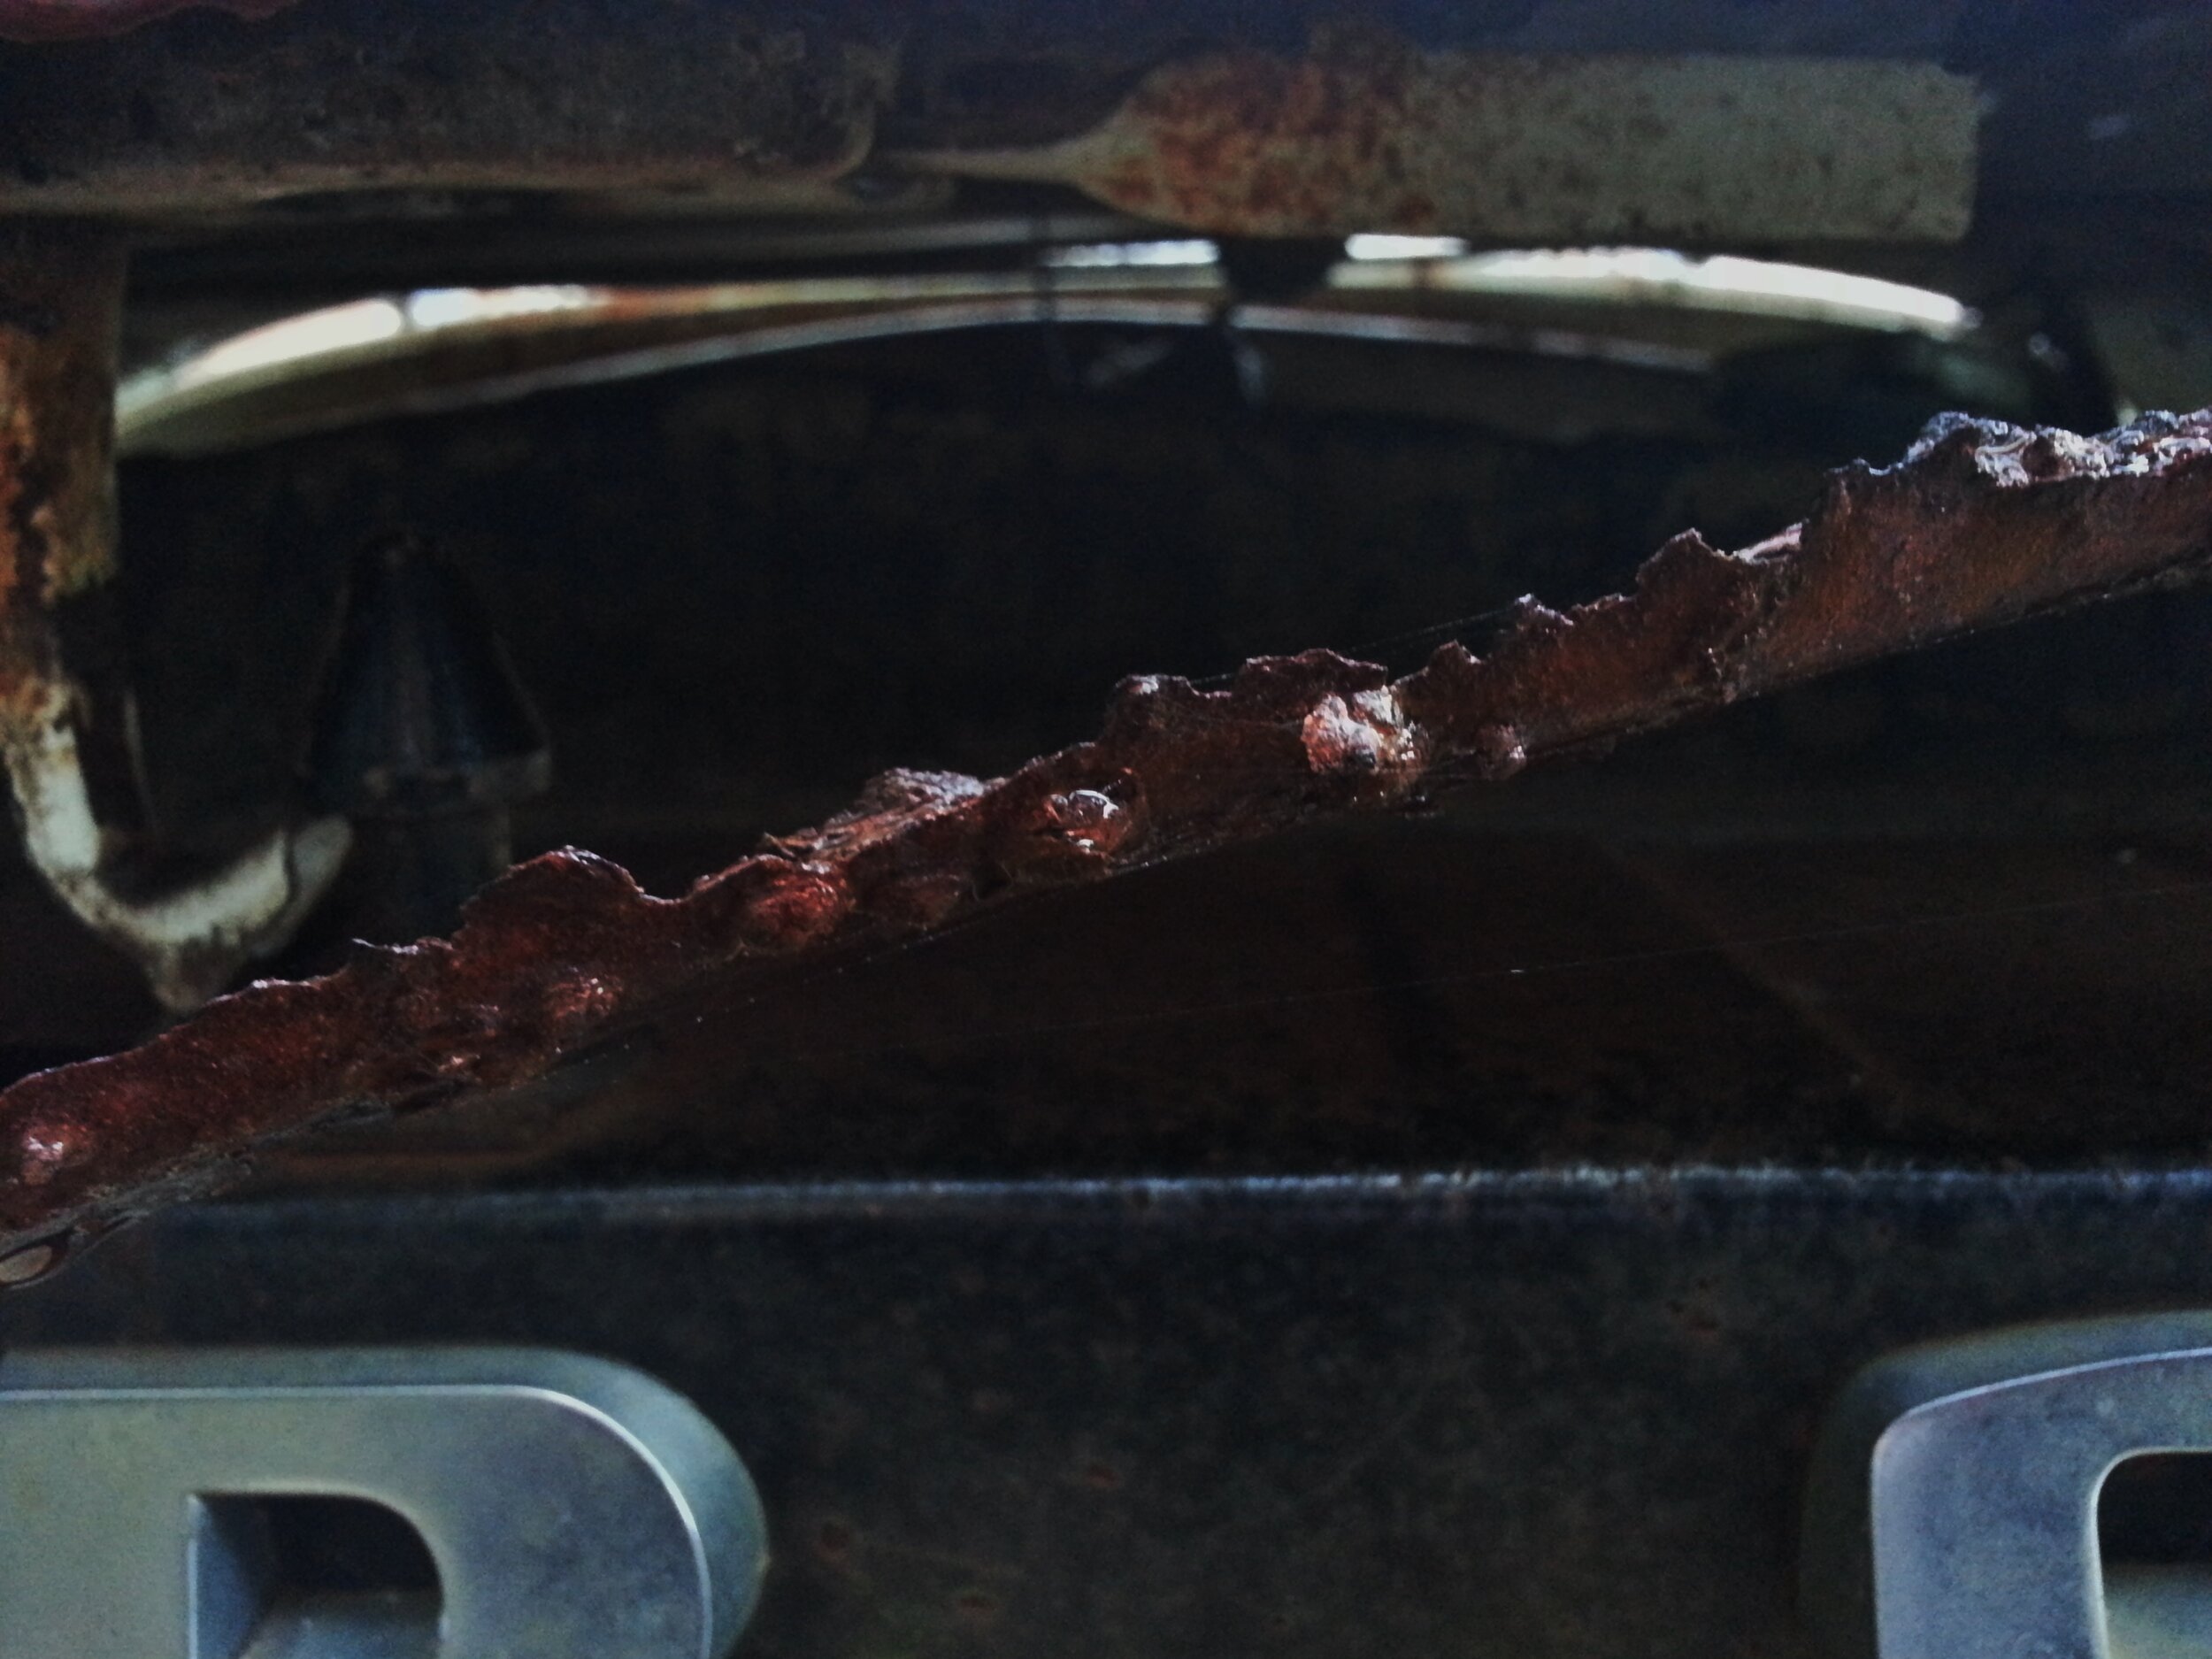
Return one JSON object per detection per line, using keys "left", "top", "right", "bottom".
{"left": 0, "top": 222, "right": 348, "bottom": 1012}
{"left": 904, "top": 42, "right": 1978, "bottom": 243}
{"left": 0, "top": 403, "right": 2208, "bottom": 1280}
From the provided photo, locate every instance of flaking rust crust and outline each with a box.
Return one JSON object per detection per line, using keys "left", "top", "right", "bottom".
{"left": 3, "top": 409, "right": 2211, "bottom": 1273}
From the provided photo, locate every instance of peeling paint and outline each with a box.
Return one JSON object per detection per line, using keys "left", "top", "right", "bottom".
{"left": 7, "top": 692, "right": 350, "bottom": 1005}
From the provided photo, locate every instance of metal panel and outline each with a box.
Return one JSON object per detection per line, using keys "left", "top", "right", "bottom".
{"left": 14, "top": 1171, "right": 2212, "bottom": 1658}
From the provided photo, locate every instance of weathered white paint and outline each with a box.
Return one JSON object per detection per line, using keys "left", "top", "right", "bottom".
{"left": 3, "top": 682, "right": 349, "bottom": 1008}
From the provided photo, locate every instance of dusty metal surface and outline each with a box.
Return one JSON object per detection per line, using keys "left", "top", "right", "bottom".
{"left": 19, "top": 1170, "right": 2212, "bottom": 1658}
{"left": 0, "top": 0, "right": 901, "bottom": 218}
{"left": 911, "top": 46, "right": 1978, "bottom": 243}
{"left": 0, "top": 0, "right": 2195, "bottom": 246}
{"left": 0, "top": 221, "right": 346, "bottom": 1009}
{"left": 0, "top": 406, "right": 2208, "bottom": 1274}
{"left": 0, "top": 24, "right": 1977, "bottom": 239}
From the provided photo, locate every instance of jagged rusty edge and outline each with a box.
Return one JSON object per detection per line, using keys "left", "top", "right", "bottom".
{"left": 2, "top": 408, "right": 2210, "bottom": 1277}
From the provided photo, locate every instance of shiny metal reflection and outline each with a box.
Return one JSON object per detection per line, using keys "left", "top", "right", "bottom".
{"left": 0, "top": 1347, "right": 766, "bottom": 1659}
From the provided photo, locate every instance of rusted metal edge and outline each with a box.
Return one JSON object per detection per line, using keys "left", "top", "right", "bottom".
{"left": 3, "top": 406, "right": 2210, "bottom": 1279}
